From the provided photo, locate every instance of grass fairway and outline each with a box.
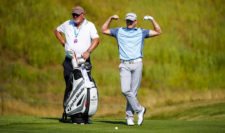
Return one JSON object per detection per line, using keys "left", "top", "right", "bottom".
{"left": 1, "top": 102, "right": 225, "bottom": 133}
{"left": 0, "top": 101, "right": 225, "bottom": 133}
{"left": 0, "top": 116, "right": 224, "bottom": 133}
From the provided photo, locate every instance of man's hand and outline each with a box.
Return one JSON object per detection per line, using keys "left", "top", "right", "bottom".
{"left": 111, "top": 15, "right": 119, "bottom": 20}
{"left": 144, "top": 16, "right": 154, "bottom": 21}
{"left": 82, "top": 51, "right": 90, "bottom": 60}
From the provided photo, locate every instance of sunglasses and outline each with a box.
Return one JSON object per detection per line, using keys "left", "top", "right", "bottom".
{"left": 72, "top": 13, "right": 81, "bottom": 17}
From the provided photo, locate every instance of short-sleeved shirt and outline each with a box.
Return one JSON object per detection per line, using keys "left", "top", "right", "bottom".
{"left": 110, "top": 27, "right": 150, "bottom": 60}
{"left": 57, "top": 19, "right": 99, "bottom": 56}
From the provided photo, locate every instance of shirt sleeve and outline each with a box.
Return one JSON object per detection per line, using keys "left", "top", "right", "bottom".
{"left": 56, "top": 21, "right": 66, "bottom": 33}
{"left": 89, "top": 22, "right": 99, "bottom": 39}
{"left": 110, "top": 28, "right": 119, "bottom": 37}
{"left": 142, "top": 29, "right": 150, "bottom": 38}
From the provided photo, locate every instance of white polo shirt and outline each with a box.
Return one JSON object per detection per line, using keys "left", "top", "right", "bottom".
{"left": 56, "top": 19, "right": 99, "bottom": 56}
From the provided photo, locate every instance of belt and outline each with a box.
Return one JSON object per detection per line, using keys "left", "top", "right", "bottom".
{"left": 121, "top": 58, "right": 142, "bottom": 64}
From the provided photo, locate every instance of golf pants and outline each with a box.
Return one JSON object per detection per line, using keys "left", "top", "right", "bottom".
{"left": 119, "top": 60, "right": 143, "bottom": 117}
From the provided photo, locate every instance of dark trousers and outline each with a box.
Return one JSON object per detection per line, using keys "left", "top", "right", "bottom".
{"left": 62, "top": 57, "right": 92, "bottom": 109}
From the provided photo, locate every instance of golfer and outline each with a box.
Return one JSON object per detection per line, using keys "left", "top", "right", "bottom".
{"left": 54, "top": 6, "right": 100, "bottom": 124}
{"left": 102, "top": 13, "right": 161, "bottom": 126}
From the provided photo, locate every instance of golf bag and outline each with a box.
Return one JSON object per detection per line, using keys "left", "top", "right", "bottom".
{"left": 64, "top": 55, "right": 98, "bottom": 123}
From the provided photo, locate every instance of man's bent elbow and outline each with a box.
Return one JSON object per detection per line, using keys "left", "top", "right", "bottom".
{"left": 101, "top": 29, "right": 110, "bottom": 35}
{"left": 158, "top": 30, "right": 162, "bottom": 35}
{"left": 101, "top": 29, "right": 106, "bottom": 34}
{"left": 54, "top": 29, "right": 59, "bottom": 35}
{"left": 156, "top": 29, "right": 162, "bottom": 36}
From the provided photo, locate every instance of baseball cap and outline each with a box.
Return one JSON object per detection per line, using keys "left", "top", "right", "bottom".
{"left": 72, "top": 6, "right": 85, "bottom": 15}
{"left": 125, "top": 13, "right": 137, "bottom": 21}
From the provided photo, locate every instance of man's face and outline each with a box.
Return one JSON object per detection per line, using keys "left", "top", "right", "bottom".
{"left": 72, "top": 13, "right": 84, "bottom": 24}
{"left": 126, "top": 20, "right": 137, "bottom": 28}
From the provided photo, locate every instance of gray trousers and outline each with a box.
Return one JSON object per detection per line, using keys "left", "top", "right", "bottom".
{"left": 119, "top": 61, "right": 143, "bottom": 118}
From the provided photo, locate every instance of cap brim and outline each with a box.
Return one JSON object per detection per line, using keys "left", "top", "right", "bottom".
{"left": 126, "top": 17, "right": 136, "bottom": 21}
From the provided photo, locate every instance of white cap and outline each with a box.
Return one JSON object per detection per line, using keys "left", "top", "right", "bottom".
{"left": 125, "top": 13, "right": 137, "bottom": 21}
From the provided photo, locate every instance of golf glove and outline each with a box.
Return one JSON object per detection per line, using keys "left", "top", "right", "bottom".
{"left": 144, "top": 16, "right": 154, "bottom": 21}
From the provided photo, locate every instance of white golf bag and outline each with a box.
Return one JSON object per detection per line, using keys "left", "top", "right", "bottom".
{"left": 64, "top": 54, "right": 98, "bottom": 118}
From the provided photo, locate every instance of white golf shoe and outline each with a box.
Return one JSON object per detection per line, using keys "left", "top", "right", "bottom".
{"left": 126, "top": 117, "right": 135, "bottom": 126}
{"left": 137, "top": 107, "right": 146, "bottom": 125}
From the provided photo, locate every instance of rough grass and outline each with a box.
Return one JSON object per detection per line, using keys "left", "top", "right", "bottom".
{"left": 1, "top": 89, "right": 225, "bottom": 118}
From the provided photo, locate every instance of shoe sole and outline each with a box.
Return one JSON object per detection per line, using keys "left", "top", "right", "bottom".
{"left": 138, "top": 108, "right": 146, "bottom": 126}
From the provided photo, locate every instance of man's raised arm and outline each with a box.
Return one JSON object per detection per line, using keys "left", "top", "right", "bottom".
{"left": 101, "top": 15, "right": 119, "bottom": 35}
{"left": 144, "top": 15, "right": 162, "bottom": 37}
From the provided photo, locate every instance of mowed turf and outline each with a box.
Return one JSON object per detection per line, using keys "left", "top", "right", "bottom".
{"left": 0, "top": 116, "right": 224, "bottom": 133}
{"left": 1, "top": 102, "right": 225, "bottom": 133}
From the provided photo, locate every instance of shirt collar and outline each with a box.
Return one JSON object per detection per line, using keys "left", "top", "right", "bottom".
{"left": 123, "top": 27, "right": 138, "bottom": 30}
{"left": 73, "top": 19, "right": 87, "bottom": 27}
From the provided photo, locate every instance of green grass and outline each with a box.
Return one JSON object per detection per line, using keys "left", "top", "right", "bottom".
{"left": 0, "top": 0, "right": 225, "bottom": 116}
{"left": 151, "top": 102, "right": 225, "bottom": 121}
{"left": 0, "top": 117, "right": 224, "bottom": 133}
{"left": 1, "top": 101, "right": 225, "bottom": 133}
